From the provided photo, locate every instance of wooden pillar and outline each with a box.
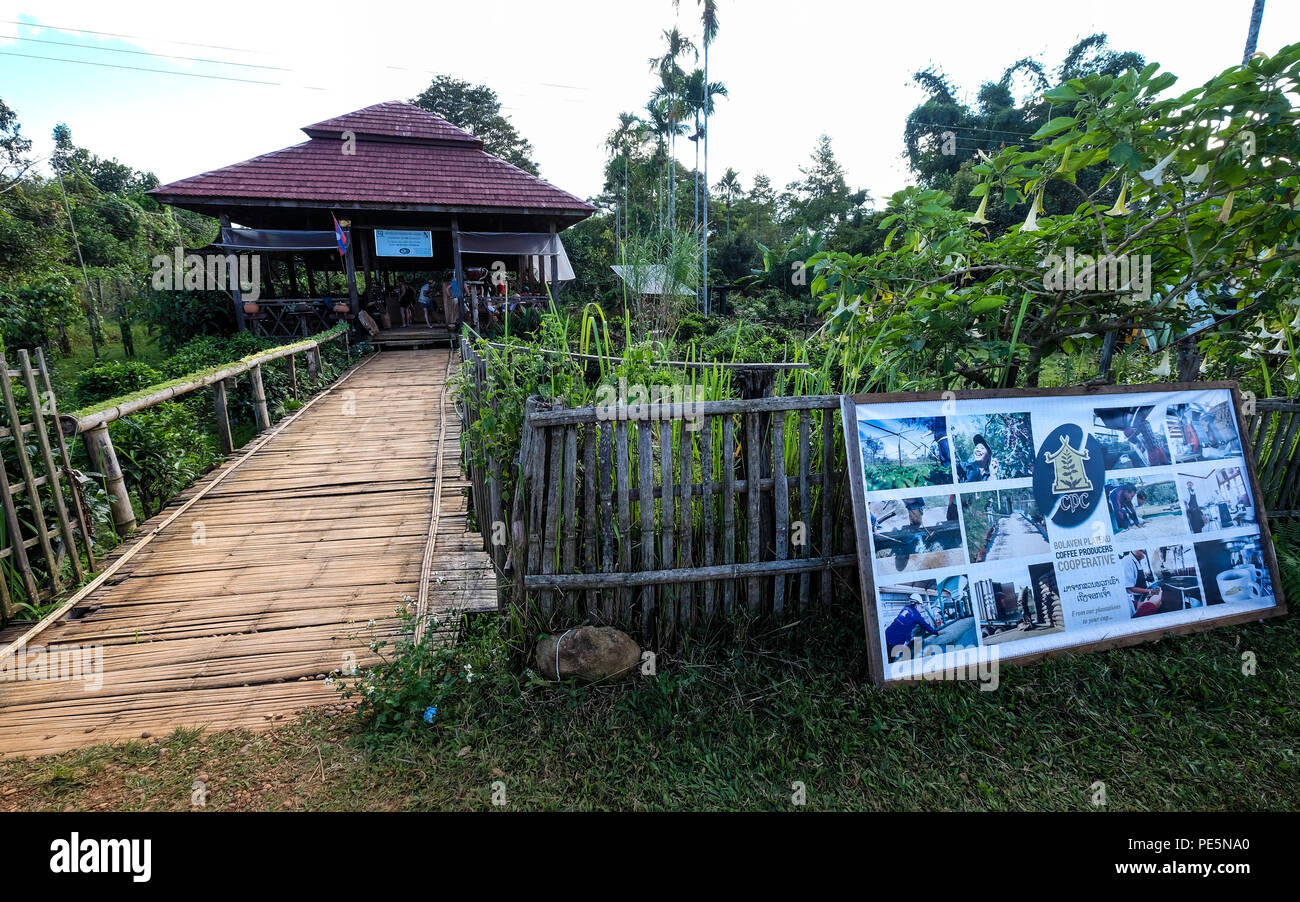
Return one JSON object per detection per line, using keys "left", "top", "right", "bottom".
{"left": 306, "top": 255, "right": 318, "bottom": 298}
{"left": 286, "top": 254, "right": 299, "bottom": 298}
{"left": 84, "top": 424, "right": 136, "bottom": 535}
{"left": 549, "top": 220, "right": 559, "bottom": 302}
{"left": 288, "top": 353, "right": 299, "bottom": 400}
{"left": 212, "top": 378, "right": 234, "bottom": 454}
{"left": 221, "top": 214, "right": 246, "bottom": 332}
{"left": 451, "top": 217, "right": 469, "bottom": 330}
{"left": 360, "top": 231, "right": 373, "bottom": 303}
{"left": 249, "top": 364, "right": 272, "bottom": 432}
{"left": 343, "top": 228, "right": 360, "bottom": 316}
{"left": 306, "top": 346, "right": 321, "bottom": 386}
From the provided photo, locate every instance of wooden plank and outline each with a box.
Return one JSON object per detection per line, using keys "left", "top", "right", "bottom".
{"left": 561, "top": 423, "right": 579, "bottom": 603}
{"left": 582, "top": 422, "right": 597, "bottom": 620}
{"left": 798, "top": 409, "right": 812, "bottom": 615}
{"left": 638, "top": 421, "right": 655, "bottom": 637}
{"left": 745, "top": 410, "right": 761, "bottom": 613}
{"left": 541, "top": 424, "right": 563, "bottom": 619}
{"left": 702, "top": 415, "right": 716, "bottom": 623}
{"left": 679, "top": 417, "right": 694, "bottom": 632}
{"left": 821, "top": 409, "right": 834, "bottom": 604}
{"left": 722, "top": 415, "right": 736, "bottom": 616}
{"left": 659, "top": 419, "right": 675, "bottom": 641}
{"left": 773, "top": 412, "right": 789, "bottom": 617}
{"left": 616, "top": 421, "right": 631, "bottom": 625}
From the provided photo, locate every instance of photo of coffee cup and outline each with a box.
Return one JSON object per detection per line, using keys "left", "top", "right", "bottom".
{"left": 1216, "top": 568, "right": 1262, "bottom": 601}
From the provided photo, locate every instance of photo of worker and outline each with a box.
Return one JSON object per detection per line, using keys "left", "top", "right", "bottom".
{"left": 975, "top": 562, "right": 1066, "bottom": 645}
{"left": 960, "top": 487, "right": 1049, "bottom": 563}
{"left": 949, "top": 412, "right": 1035, "bottom": 483}
{"left": 879, "top": 578, "right": 978, "bottom": 660}
{"left": 1092, "top": 405, "right": 1173, "bottom": 470}
{"left": 1119, "top": 549, "right": 1162, "bottom": 617}
{"left": 1179, "top": 466, "right": 1256, "bottom": 535}
{"left": 869, "top": 494, "right": 965, "bottom": 573}
{"left": 857, "top": 416, "right": 953, "bottom": 491}
{"left": 1149, "top": 544, "right": 1205, "bottom": 612}
{"left": 1167, "top": 400, "right": 1242, "bottom": 462}
{"left": 1104, "top": 477, "right": 1186, "bottom": 542}
{"left": 1194, "top": 535, "right": 1275, "bottom": 606}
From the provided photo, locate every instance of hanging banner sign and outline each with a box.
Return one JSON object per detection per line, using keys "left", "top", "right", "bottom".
{"left": 840, "top": 383, "right": 1286, "bottom": 686}
{"left": 374, "top": 229, "right": 433, "bottom": 257}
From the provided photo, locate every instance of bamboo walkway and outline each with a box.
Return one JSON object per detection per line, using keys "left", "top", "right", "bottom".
{"left": 0, "top": 349, "right": 496, "bottom": 758}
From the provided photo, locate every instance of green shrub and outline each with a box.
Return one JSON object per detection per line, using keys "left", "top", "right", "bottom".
{"left": 111, "top": 401, "right": 220, "bottom": 519}
{"left": 75, "top": 360, "right": 163, "bottom": 407}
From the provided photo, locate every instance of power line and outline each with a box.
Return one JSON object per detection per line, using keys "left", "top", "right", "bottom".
{"left": 0, "top": 32, "right": 291, "bottom": 71}
{"left": 0, "top": 50, "right": 325, "bottom": 89}
{"left": 1, "top": 18, "right": 264, "bottom": 55}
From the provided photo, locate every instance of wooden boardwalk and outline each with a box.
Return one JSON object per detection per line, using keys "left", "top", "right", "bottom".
{"left": 0, "top": 349, "right": 495, "bottom": 758}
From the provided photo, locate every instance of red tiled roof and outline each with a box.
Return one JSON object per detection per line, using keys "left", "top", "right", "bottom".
{"left": 150, "top": 102, "right": 593, "bottom": 216}
{"left": 302, "top": 101, "right": 481, "bottom": 145}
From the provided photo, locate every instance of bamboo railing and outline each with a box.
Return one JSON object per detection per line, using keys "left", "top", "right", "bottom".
{"left": 0, "top": 327, "right": 354, "bottom": 621}
{"left": 59, "top": 329, "right": 348, "bottom": 537}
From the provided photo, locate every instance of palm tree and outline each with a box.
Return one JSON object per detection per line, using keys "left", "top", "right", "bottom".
{"left": 687, "top": 0, "right": 720, "bottom": 313}
{"left": 643, "top": 98, "right": 671, "bottom": 234}
{"left": 606, "top": 112, "right": 645, "bottom": 252}
{"left": 648, "top": 27, "right": 696, "bottom": 231}
{"left": 714, "top": 167, "right": 741, "bottom": 237}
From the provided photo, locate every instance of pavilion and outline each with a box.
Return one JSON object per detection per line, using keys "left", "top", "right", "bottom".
{"left": 149, "top": 101, "right": 594, "bottom": 341}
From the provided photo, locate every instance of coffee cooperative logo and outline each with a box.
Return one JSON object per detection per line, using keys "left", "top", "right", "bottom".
{"left": 1033, "top": 424, "right": 1104, "bottom": 526}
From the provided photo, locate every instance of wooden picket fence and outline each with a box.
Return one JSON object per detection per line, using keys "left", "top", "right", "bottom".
{"left": 0, "top": 348, "right": 96, "bottom": 618}
{"left": 457, "top": 338, "right": 858, "bottom": 641}
{"left": 1248, "top": 396, "right": 1300, "bottom": 517}
{"left": 511, "top": 395, "right": 859, "bottom": 643}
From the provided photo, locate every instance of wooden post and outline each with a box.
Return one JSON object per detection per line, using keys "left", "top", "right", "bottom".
{"left": 451, "top": 217, "right": 469, "bottom": 329}
{"left": 287, "top": 353, "right": 299, "bottom": 400}
{"left": 343, "top": 228, "right": 360, "bottom": 315}
{"left": 360, "top": 231, "right": 373, "bottom": 303}
{"left": 212, "top": 378, "right": 234, "bottom": 454}
{"left": 84, "top": 423, "right": 136, "bottom": 535}
{"left": 248, "top": 364, "right": 271, "bottom": 432}
{"left": 306, "top": 346, "right": 322, "bottom": 387}
{"left": 549, "top": 220, "right": 560, "bottom": 302}
{"left": 221, "top": 214, "right": 246, "bottom": 332}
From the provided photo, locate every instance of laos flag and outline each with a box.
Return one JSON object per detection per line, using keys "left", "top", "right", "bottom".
{"left": 333, "top": 214, "right": 349, "bottom": 256}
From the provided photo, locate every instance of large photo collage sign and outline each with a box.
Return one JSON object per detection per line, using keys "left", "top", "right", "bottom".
{"left": 841, "top": 385, "right": 1285, "bottom": 684}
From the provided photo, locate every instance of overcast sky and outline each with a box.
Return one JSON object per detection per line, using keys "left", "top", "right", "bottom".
{"left": 1, "top": 0, "right": 1295, "bottom": 206}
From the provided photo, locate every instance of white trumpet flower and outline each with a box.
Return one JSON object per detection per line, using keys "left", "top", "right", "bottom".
{"left": 1021, "top": 201, "right": 1040, "bottom": 232}
{"left": 1185, "top": 163, "right": 1211, "bottom": 185}
{"left": 1139, "top": 151, "right": 1178, "bottom": 187}
{"left": 1151, "top": 352, "right": 1172, "bottom": 379}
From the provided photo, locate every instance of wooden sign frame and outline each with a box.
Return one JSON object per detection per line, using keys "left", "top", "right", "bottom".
{"left": 841, "top": 381, "right": 1287, "bottom": 686}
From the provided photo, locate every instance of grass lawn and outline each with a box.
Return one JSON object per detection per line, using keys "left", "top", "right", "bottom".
{"left": 1, "top": 593, "right": 1295, "bottom": 812}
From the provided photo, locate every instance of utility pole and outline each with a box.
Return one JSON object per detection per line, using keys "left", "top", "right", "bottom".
{"left": 1243, "top": 0, "right": 1265, "bottom": 65}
